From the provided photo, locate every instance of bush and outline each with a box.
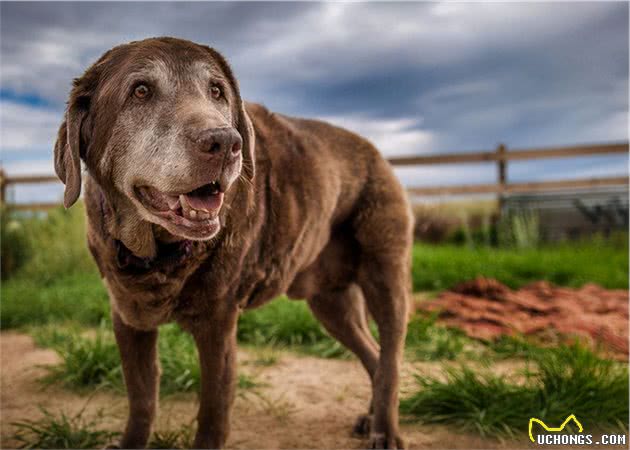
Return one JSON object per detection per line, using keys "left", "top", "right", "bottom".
{"left": 1, "top": 208, "right": 32, "bottom": 279}
{"left": 412, "top": 205, "right": 461, "bottom": 243}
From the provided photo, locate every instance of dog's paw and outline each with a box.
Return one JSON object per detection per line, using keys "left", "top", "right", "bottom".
{"left": 368, "top": 432, "right": 405, "bottom": 449}
{"left": 352, "top": 414, "right": 372, "bottom": 437}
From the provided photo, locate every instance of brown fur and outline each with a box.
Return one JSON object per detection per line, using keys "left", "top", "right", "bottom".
{"left": 54, "top": 37, "right": 413, "bottom": 449}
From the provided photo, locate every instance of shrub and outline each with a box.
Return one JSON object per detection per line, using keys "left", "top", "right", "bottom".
{"left": 1, "top": 208, "right": 32, "bottom": 279}
{"left": 412, "top": 205, "right": 460, "bottom": 243}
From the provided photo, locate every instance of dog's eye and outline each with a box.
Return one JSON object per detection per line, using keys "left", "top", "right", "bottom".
{"left": 134, "top": 84, "right": 150, "bottom": 99}
{"left": 210, "top": 85, "right": 222, "bottom": 100}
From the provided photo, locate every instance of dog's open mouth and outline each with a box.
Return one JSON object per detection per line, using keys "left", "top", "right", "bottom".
{"left": 136, "top": 181, "right": 224, "bottom": 229}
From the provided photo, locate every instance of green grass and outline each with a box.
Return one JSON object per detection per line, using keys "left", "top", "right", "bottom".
{"left": 400, "top": 343, "right": 629, "bottom": 438}
{"left": 35, "top": 322, "right": 122, "bottom": 392}
{"left": 405, "top": 314, "right": 471, "bottom": 361}
{"left": 1, "top": 273, "right": 109, "bottom": 330}
{"left": 244, "top": 347, "right": 281, "bottom": 367}
{"left": 2, "top": 205, "right": 626, "bottom": 330}
{"left": 32, "top": 311, "right": 477, "bottom": 395}
{"left": 238, "top": 296, "right": 350, "bottom": 358}
{"left": 2, "top": 205, "right": 628, "bottom": 402}
{"left": 33, "top": 322, "right": 199, "bottom": 395}
{"left": 412, "top": 238, "right": 628, "bottom": 291}
{"left": 1, "top": 205, "right": 98, "bottom": 282}
{"left": 238, "top": 373, "right": 264, "bottom": 390}
{"left": 10, "top": 406, "right": 118, "bottom": 449}
{"left": 148, "top": 425, "right": 194, "bottom": 449}
{"left": 34, "top": 321, "right": 265, "bottom": 396}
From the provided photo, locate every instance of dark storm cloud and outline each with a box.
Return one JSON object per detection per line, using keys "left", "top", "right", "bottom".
{"left": 0, "top": 1, "right": 627, "bottom": 198}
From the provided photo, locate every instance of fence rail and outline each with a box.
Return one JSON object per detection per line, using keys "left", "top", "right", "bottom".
{"left": 387, "top": 142, "right": 628, "bottom": 166}
{"left": 1, "top": 141, "right": 628, "bottom": 211}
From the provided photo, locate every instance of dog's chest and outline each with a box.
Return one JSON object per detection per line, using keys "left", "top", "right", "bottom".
{"left": 105, "top": 241, "right": 210, "bottom": 330}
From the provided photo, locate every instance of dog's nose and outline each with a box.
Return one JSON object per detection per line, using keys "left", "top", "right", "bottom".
{"left": 190, "top": 128, "right": 242, "bottom": 156}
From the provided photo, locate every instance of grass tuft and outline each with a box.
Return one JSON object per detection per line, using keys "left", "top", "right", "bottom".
{"left": 405, "top": 313, "right": 470, "bottom": 361}
{"left": 158, "top": 325, "right": 201, "bottom": 394}
{"left": 148, "top": 424, "right": 194, "bottom": 449}
{"left": 401, "top": 342, "right": 629, "bottom": 438}
{"left": 238, "top": 373, "right": 264, "bottom": 390}
{"left": 10, "top": 406, "right": 118, "bottom": 449}
{"left": 35, "top": 323, "right": 201, "bottom": 395}
{"left": 244, "top": 347, "right": 281, "bottom": 367}
{"left": 34, "top": 322, "right": 270, "bottom": 396}
{"left": 37, "top": 321, "right": 122, "bottom": 392}
{"left": 238, "top": 297, "right": 349, "bottom": 358}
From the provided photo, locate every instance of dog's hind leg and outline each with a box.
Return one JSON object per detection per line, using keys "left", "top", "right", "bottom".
{"left": 356, "top": 259, "right": 409, "bottom": 449}
{"left": 353, "top": 161, "right": 413, "bottom": 449}
{"left": 307, "top": 283, "right": 379, "bottom": 435}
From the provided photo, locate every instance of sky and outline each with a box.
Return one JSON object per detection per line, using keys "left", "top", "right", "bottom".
{"left": 0, "top": 1, "right": 628, "bottom": 204}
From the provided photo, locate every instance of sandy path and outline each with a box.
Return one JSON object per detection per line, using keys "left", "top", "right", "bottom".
{"left": 0, "top": 332, "right": 560, "bottom": 449}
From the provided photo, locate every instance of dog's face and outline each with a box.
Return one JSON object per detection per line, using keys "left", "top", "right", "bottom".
{"left": 54, "top": 37, "right": 255, "bottom": 241}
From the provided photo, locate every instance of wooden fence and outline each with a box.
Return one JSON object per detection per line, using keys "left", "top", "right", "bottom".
{"left": 0, "top": 141, "right": 628, "bottom": 211}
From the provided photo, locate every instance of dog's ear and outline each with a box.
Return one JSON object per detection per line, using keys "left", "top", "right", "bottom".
{"left": 237, "top": 100, "right": 256, "bottom": 180}
{"left": 205, "top": 47, "right": 256, "bottom": 180}
{"left": 54, "top": 81, "right": 91, "bottom": 208}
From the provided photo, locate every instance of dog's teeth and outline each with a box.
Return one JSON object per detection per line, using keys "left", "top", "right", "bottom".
{"left": 167, "top": 196, "right": 180, "bottom": 210}
{"left": 180, "top": 194, "right": 191, "bottom": 215}
{"left": 190, "top": 209, "right": 198, "bottom": 220}
{"left": 199, "top": 211, "right": 210, "bottom": 220}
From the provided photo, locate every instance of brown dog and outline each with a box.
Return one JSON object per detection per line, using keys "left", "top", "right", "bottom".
{"left": 54, "top": 37, "right": 412, "bottom": 449}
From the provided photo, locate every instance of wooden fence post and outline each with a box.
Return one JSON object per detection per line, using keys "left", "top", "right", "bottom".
{"left": 497, "top": 143, "right": 507, "bottom": 214}
{"left": 0, "top": 168, "right": 6, "bottom": 207}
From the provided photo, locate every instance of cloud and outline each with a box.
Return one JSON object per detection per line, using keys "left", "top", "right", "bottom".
{"left": 316, "top": 114, "right": 435, "bottom": 156}
{"left": 0, "top": 1, "right": 626, "bottom": 203}
{"left": 1, "top": 159, "right": 55, "bottom": 175}
{"left": 0, "top": 100, "right": 61, "bottom": 152}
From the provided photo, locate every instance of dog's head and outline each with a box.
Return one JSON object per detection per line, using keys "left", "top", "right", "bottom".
{"left": 54, "top": 37, "right": 255, "bottom": 249}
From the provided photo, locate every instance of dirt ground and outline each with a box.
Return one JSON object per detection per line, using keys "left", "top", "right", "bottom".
{"left": 0, "top": 331, "right": 612, "bottom": 450}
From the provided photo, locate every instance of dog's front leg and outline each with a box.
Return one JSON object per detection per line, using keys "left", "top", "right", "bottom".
{"left": 112, "top": 312, "right": 160, "bottom": 449}
{"left": 191, "top": 305, "right": 239, "bottom": 449}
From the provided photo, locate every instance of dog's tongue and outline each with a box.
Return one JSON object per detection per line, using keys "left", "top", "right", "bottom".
{"left": 182, "top": 192, "right": 224, "bottom": 212}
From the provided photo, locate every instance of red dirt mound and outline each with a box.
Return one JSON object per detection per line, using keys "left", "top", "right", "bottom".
{"left": 417, "top": 278, "right": 629, "bottom": 359}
